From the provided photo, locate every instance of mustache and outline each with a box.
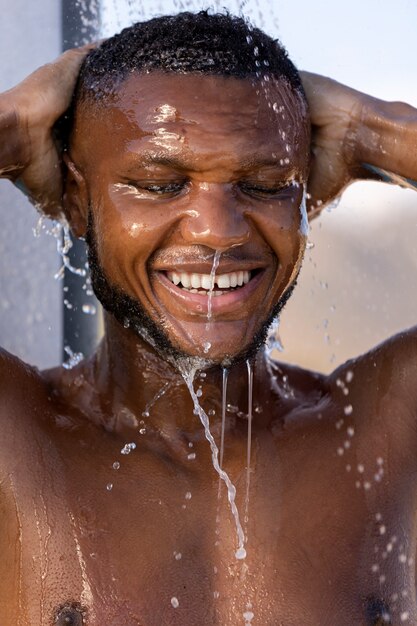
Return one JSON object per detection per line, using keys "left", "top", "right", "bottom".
{"left": 149, "top": 244, "right": 273, "bottom": 267}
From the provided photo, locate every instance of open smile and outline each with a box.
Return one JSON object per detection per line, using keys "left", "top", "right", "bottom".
{"left": 166, "top": 269, "right": 252, "bottom": 295}
{"left": 153, "top": 267, "right": 266, "bottom": 316}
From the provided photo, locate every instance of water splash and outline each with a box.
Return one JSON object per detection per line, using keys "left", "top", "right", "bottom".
{"left": 244, "top": 360, "right": 253, "bottom": 526}
{"left": 299, "top": 186, "right": 309, "bottom": 237}
{"left": 207, "top": 250, "right": 221, "bottom": 322}
{"left": 180, "top": 362, "right": 246, "bottom": 560}
{"left": 55, "top": 221, "right": 87, "bottom": 279}
{"left": 219, "top": 367, "right": 229, "bottom": 471}
{"left": 63, "top": 345, "right": 84, "bottom": 370}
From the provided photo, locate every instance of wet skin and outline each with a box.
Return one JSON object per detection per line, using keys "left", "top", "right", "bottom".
{"left": 1, "top": 74, "right": 417, "bottom": 625}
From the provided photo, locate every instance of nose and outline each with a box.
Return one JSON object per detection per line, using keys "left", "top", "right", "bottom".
{"left": 180, "top": 183, "right": 250, "bottom": 250}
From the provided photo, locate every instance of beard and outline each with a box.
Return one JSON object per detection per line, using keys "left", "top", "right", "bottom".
{"left": 85, "top": 210, "right": 298, "bottom": 368}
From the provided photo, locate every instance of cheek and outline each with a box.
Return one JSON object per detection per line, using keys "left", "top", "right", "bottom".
{"left": 249, "top": 200, "right": 306, "bottom": 261}
{"left": 91, "top": 194, "right": 181, "bottom": 286}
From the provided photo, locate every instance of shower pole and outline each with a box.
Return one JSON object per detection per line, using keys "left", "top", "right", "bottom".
{"left": 61, "top": 0, "right": 101, "bottom": 361}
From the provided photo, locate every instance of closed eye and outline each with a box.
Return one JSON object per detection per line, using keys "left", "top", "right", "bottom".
{"left": 129, "top": 181, "right": 187, "bottom": 196}
{"left": 238, "top": 181, "right": 297, "bottom": 199}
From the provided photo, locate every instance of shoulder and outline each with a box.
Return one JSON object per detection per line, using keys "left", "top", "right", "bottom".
{"left": 0, "top": 346, "right": 47, "bottom": 396}
{"left": 329, "top": 325, "right": 417, "bottom": 410}
{"left": 0, "top": 347, "right": 54, "bottom": 450}
{"left": 326, "top": 326, "right": 417, "bottom": 461}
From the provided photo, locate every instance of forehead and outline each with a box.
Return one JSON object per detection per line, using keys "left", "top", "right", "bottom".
{"left": 75, "top": 72, "right": 309, "bottom": 170}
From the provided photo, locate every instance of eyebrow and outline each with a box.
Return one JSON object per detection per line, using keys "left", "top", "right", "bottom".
{"left": 122, "top": 150, "right": 297, "bottom": 175}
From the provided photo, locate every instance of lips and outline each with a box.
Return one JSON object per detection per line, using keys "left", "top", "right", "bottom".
{"left": 153, "top": 267, "right": 265, "bottom": 316}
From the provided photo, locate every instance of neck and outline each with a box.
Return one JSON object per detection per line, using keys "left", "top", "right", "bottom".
{"left": 85, "top": 313, "right": 264, "bottom": 440}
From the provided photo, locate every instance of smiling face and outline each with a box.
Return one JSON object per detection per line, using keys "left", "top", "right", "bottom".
{"left": 67, "top": 72, "right": 310, "bottom": 364}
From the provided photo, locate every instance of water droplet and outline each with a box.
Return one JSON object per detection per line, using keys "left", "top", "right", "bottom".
{"left": 185, "top": 492, "right": 192, "bottom": 500}
{"left": 106, "top": 483, "right": 113, "bottom": 491}
{"left": 112, "top": 462, "right": 120, "bottom": 470}
{"left": 203, "top": 341, "right": 211, "bottom": 353}
{"left": 121, "top": 442, "right": 136, "bottom": 455}
{"left": 63, "top": 345, "right": 84, "bottom": 370}
{"left": 82, "top": 303, "right": 96, "bottom": 315}
{"left": 171, "top": 597, "right": 179, "bottom": 608}
{"left": 243, "top": 610, "right": 255, "bottom": 623}
{"left": 187, "top": 452, "right": 196, "bottom": 460}
{"left": 235, "top": 547, "right": 247, "bottom": 560}
{"left": 344, "top": 405, "right": 353, "bottom": 415}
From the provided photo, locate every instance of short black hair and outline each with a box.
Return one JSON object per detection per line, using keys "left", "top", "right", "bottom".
{"left": 74, "top": 10, "right": 305, "bottom": 105}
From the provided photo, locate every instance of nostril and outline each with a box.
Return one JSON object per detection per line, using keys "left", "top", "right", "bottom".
{"left": 55, "top": 603, "right": 85, "bottom": 626}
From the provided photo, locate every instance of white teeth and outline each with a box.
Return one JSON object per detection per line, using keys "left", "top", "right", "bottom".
{"left": 217, "top": 273, "right": 230, "bottom": 289}
{"left": 190, "top": 273, "right": 201, "bottom": 289}
{"left": 168, "top": 271, "right": 180, "bottom": 285}
{"left": 201, "top": 274, "right": 212, "bottom": 290}
{"left": 180, "top": 272, "right": 191, "bottom": 288}
{"left": 166, "top": 269, "right": 253, "bottom": 290}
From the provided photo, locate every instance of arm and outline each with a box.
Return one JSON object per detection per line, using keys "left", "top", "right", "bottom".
{"left": 0, "top": 46, "right": 92, "bottom": 217}
{"left": 301, "top": 72, "right": 417, "bottom": 216}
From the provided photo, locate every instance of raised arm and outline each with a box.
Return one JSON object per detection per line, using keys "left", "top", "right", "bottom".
{"left": 301, "top": 71, "right": 417, "bottom": 216}
{"left": 0, "top": 46, "right": 91, "bottom": 217}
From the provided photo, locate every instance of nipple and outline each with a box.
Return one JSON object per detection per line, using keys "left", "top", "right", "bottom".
{"left": 365, "top": 597, "right": 391, "bottom": 625}
{"left": 55, "top": 603, "right": 84, "bottom": 626}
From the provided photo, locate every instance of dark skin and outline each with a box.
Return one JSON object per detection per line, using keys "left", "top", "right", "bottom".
{"left": 1, "top": 53, "right": 417, "bottom": 625}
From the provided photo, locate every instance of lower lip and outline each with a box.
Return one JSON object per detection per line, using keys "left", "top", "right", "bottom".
{"left": 154, "top": 271, "right": 265, "bottom": 315}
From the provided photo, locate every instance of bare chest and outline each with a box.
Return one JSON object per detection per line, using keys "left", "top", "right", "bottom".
{"left": 2, "top": 417, "right": 417, "bottom": 626}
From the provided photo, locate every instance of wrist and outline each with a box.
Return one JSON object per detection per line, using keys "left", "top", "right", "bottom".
{"left": 0, "top": 92, "right": 29, "bottom": 178}
{"left": 353, "top": 95, "right": 417, "bottom": 181}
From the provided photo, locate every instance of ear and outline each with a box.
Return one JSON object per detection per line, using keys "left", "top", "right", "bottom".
{"left": 63, "top": 153, "right": 89, "bottom": 238}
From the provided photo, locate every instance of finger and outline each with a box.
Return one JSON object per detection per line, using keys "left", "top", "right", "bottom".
{"left": 306, "top": 150, "right": 350, "bottom": 216}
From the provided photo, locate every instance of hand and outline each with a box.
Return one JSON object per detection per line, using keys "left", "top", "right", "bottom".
{"left": 300, "top": 71, "right": 367, "bottom": 216}
{"left": 0, "top": 45, "right": 93, "bottom": 217}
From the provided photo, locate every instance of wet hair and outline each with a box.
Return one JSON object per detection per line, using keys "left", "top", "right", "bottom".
{"left": 74, "top": 10, "right": 305, "bottom": 106}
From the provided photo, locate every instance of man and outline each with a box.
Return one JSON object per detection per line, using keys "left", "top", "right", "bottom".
{"left": 0, "top": 11, "right": 416, "bottom": 626}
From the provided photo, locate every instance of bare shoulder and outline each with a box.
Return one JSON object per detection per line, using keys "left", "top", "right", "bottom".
{"left": 0, "top": 347, "right": 53, "bottom": 457}
{"left": 329, "top": 325, "right": 417, "bottom": 406}
{"left": 0, "top": 346, "right": 46, "bottom": 396}
{"left": 326, "top": 326, "right": 417, "bottom": 461}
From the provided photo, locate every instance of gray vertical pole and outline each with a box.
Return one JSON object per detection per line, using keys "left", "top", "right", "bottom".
{"left": 62, "top": 0, "right": 101, "bottom": 361}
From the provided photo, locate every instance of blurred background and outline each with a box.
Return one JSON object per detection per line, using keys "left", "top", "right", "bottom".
{"left": 0, "top": 0, "right": 416, "bottom": 372}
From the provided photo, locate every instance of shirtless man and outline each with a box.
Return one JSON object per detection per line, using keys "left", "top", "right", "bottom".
{"left": 0, "top": 11, "right": 416, "bottom": 626}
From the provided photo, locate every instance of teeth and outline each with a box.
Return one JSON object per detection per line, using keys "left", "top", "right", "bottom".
{"left": 190, "top": 273, "right": 201, "bottom": 289}
{"left": 166, "top": 269, "right": 253, "bottom": 290}
{"left": 180, "top": 272, "right": 191, "bottom": 288}
{"left": 168, "top": 271, "right": 180, "bottom": 285}
{"left": 217, "top": 274, "right": 230, "bottom": 289}
{"left": 201, "top": 274, "right": 212, "bottom": 290}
